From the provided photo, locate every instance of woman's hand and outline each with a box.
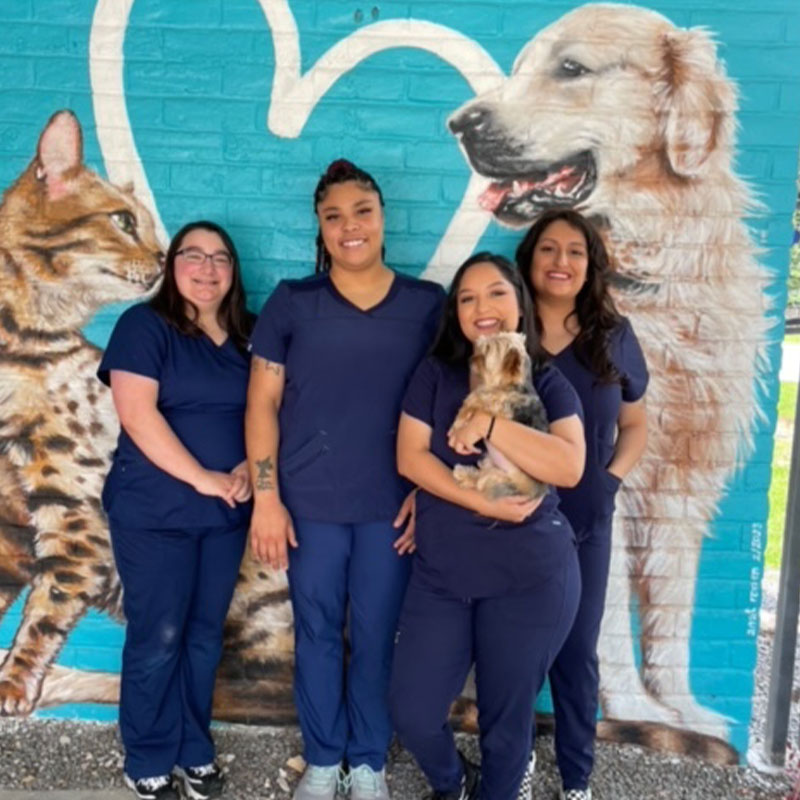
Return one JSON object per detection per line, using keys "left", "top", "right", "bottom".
{"left": 229, "top": 460, "right": 253, "bottom": 502}
{"left": 249, "top": 497, "right": 298, "bottom": 570}
{"left": 392, "top": 489, "right": 417, "bottom": 555}
{"left": 192, "top": 469, "right": 238, "bottom": 508}
{"left": 448, "top": 410, "right": 491, "bottom": 456}
{"left": 475, "top": 493, "right": 543, "bottom": 523}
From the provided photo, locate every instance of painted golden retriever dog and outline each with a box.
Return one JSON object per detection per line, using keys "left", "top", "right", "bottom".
{"left": 448, "top": 3, "right": 768, "bottom": 741}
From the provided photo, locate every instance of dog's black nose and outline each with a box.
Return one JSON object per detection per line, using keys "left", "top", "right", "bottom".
{"left": 449, "top": 104, "right": 491, "bottom": 136}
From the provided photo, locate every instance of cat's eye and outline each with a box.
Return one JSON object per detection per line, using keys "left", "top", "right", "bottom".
{"left": 110, "top": 210, "right": 137, "bottom": 236}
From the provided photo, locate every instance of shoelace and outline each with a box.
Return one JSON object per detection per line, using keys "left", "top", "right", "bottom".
{"left": 188, "top": 763, "right": 218, "bottom": 778}
{"left": 349, "top": 765, "right": 383, "bottom": 796}
{"left": 304, "top": 765, "right": 340, "bottom": 790}
{"left": 139, "top": 776, "right": 171, "bottom": 791}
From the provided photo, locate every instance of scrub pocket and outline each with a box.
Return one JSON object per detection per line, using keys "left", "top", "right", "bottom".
{"left": 281, "top": 431, "right": 329, "bottom": 477}
{"left": 597, "top": 466, "right": 621, "bottom": 517}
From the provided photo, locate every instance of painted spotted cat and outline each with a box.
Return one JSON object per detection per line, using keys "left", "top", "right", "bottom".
{"left": 0, "top": 110, "right": 163, "bottom": 713}
{"left": 0, "top": 109, "right": 295, "bottom": 721}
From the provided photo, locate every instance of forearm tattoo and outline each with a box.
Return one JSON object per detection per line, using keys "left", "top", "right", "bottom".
{"left": 252, "top": 356, "right": 282, "bottom": 376}
{"left": 255, "top": 456, "right": 275, "bottom": 491}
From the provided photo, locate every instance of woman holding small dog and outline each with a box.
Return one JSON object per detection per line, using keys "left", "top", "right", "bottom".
{"left": 246, "top": 159, "right": 444, "bottom": 800}
{"left": 515, "top": 209, "right": 648, "bottom": 800}
{"left": 389, "top": 253, "right": 585, "bottom": 800}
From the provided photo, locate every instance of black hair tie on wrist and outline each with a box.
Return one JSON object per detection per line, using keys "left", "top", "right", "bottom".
{"left": 486, "top": 416, "right": 496, "bottom": 442}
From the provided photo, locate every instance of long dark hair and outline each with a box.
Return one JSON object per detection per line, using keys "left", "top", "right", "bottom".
{"left": 313, "top": 159, "right": 385, "bottom": 273}
{"left": 515, "top": 208, "right": 621, "bottom": 383}
{"left": 150, "top": 220, "right": 252, "bottom": 352}
{"left": 430, "top": 252, "right": 547, "bottom": 372}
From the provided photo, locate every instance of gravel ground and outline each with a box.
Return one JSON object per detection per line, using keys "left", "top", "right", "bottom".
{"left": 0, "top": 571, "right": 797, "bottom": 799}
{"left": 0, "top": 716, "right": 795, "bottom": 800}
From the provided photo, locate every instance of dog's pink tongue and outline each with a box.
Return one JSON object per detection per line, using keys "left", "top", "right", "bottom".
{"left": 479, "top": 182, "right": 511, "bottom": 212}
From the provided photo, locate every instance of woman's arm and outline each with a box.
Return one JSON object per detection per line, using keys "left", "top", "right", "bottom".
{"left": 397, "top": 413, "right": 542, "bottom": 523}
{"left": 245, "top": 356, "right": 297, "bottom": 570}
{"left": 448, "top": 412, "right": 585, "bottom": 488}
{"left": 109, "top": 370, "right": 237, "bottom": 506}
{"left": 606, "top": 398, "right": 647, "bottom": 480}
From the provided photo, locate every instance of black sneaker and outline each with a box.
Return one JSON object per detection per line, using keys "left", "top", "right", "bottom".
{"left": 124, "top": 773, "right": 179, "bottom": 800}
{"left": 424, "top": 753, "right": 480, "bottom": 800}
{"left": 174, "top": 762, "right": 226, "bottom": 799}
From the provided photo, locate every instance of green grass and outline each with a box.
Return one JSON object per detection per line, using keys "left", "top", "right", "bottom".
{"left": 766, "top": 381, "right": 798, "bottom": 570}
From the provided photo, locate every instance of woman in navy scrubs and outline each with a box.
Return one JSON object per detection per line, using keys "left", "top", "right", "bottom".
{"left": 99, "top": 221, "right": 253, "bottom": 800}
{"left": 389, "top": 253, "right": 585, "bottom": 800}
{"left": 246, "top": 160, "right": 444, "bottom": 800}
{"left": 515, "top": 209, "right": 648, "bottom": 800}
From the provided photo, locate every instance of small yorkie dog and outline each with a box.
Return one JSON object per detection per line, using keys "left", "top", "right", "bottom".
{"left": 452, "top": 332, "right": 549, "bottom": 500}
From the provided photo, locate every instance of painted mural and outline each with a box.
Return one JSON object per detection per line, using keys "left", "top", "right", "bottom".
{"left": 0, "top": 0, "right": 797, "bottom": 765}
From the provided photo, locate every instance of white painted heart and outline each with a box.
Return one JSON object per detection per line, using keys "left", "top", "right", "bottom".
{"left": 89, "top": 0, "right": 506, "bottom": 283}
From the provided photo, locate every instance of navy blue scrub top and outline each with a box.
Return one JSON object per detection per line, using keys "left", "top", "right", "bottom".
{"left": 551, "top": 317, "right": 648, "bottom": 538}
{"left": 402, "top": 356, "right": 583, "bottom": 598}
{"left": 250, "top": 271, "right": 445, "bottom": 523}
{"left": 98, "top": 303, "right": 252, "bottom": 530}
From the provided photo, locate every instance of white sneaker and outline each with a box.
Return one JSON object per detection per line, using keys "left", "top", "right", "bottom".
{"left": 293, "top": 764, "right": 340, "bottom": 800}
{"left": 516, "top": 750, "right": 536, "bottom": 800}
{"left": 347, "top": 764, "right": 391, "bottom": 800}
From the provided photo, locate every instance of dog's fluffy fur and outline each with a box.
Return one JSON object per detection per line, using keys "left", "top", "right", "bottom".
{"left": 448, "top": 3, "right": 769, "bottom": 741}
{"left": 452, "top": 333, "right": 548, "bottom": 501}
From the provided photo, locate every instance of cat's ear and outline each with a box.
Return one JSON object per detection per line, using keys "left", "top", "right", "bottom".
{"left": 35, "top": 110, "right": 84, "bottom": 201}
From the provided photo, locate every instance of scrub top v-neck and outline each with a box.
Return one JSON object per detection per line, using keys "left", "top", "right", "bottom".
{"left": 98, "top": 303, "right": 252, "bottom": 530}
{"left": 250, "top": 271, "right": 445, "bottom": 523}
{"left": 549, "top": 317, "right": 648, "bottom": 537}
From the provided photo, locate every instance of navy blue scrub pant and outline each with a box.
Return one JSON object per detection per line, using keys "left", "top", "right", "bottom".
{"left": 110, "top": 524, "right": 246, "bottom": 780}
{"left": 287, "top": 518, "right": 411, "bottom": 771}
{"left": 390, "top": 552, "right": 580, "bottom": 800}
{"left": 544, "top": 516, "right": 613, "bottom": 791}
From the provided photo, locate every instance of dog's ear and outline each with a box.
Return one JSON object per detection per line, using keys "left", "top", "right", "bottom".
{"left": 502, "top": 348, "right": 522, "bottom": 381}
{"left": 658, "top": 28, "right": 736, "bottom": 177}
{"left": 471, "top": 351, "right": 486, "bottom": 375}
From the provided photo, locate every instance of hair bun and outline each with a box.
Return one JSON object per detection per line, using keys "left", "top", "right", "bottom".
{"left": 326, "top": 158, "right": 356, "bottom": 177}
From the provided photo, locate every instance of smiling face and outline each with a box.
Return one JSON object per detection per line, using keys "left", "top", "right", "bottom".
{"left": 456, "top": 261, "right": 521, "bottom": 344}
{"left": 173, "top": 228, "right": 233, "bottom": 314}
{"left": 317, "top": 180, "right": 385, "bottom": 273}
{"left": 529, "top": 218, "right": 588, "bottom": 305}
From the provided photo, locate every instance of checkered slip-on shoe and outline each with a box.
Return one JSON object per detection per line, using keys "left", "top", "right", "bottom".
{"left": 516, "top": 750, "right": 536, "bottom": 800}
{"left": 559, "top": 787, "right": 592, "bottom": 800}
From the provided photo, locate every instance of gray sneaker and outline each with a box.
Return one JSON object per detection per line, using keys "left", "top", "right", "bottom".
{"left": 346, "top": 764, "right": 391, "bottom": 800}
{"left": 293, "top": 764, "right": 340, "bottom": 800}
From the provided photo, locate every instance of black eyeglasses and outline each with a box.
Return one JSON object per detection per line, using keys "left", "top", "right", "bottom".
{"left": 176, "top": 248, "right": 233, "bottom": 268}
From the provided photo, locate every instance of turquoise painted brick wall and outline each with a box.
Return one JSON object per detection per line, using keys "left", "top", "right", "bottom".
{"left": 0, "top": 0, "right": 798, "bottom": 762}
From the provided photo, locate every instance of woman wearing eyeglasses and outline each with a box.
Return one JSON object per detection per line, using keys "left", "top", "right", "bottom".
{"left": 99, "top": 221, "right": 254, "bottom": 800}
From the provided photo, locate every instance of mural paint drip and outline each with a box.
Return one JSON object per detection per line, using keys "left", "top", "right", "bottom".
{"left": 0, "top": 0, "right": 795, "bottom": 765}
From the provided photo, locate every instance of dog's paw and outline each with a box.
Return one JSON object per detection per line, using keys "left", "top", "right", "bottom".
{"left": 453, "top": 464, "right": 478, "bottom": 489}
